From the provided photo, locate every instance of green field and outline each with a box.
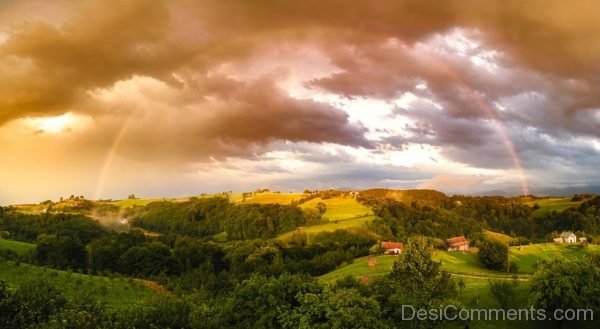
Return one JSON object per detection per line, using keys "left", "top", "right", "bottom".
{"left": 111, "top": 197, "right": 190, "bottom": 208}
{"left": 299, "top": 196, "right": 372, "bottom": 221}
{"left": 277, "top": 196, "right": 375, "bottom": 240}
{"left": 524, "top": 197, "right": 581, "bottom": 217}
{"left": 0, "top": 238, "right": 36, "bottom": 255}
{"left": 320, "top": 243, "right": 600, "bottom": 283}
{"left": 319, "top": 251, "right": 524, "bottom": 283}
{"left": 509, "top": 243, "right": 600, "bottom": 273}
{"left": 484, "top": 230, "right": 513, "bottom": 245}
{"left": 278, "top": 215, "right": 375, "bottom": 240}
{"left": 232, "top": 192, "right": 306, "bottom": 205}
{"left": 0, "top": 261, "right": 157, "bottom": 308}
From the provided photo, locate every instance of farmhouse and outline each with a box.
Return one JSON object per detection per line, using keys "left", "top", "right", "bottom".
{"left": 558, "top": 231, "right": 577, "bottom": 243}
{"left": 381, "top": 241, "right": 404, "bottom": 255}
{"left": 446, "top": 236, "right": 469, "bottom": 251}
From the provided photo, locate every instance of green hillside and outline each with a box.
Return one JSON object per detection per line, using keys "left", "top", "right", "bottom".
{"left": 509, "top": 243, "right": 600, "bottom": 273}
{"left": 0, "top": 261, "right": 157, "bottom": 308}
{"left": 278, "top": 215, "right": 375, "bottom": 240}
{"left": 0, "top": 238, "right": 36, "bottom": 255}
{"left": 320, "top": 243, "right": 600, "bottom": 283}
{"left": 299, "top": 196, "right": 372, "bottom": 221}
{"left": 525, "top": 197, "right": 581, "bottom": 217}
{"left": 232, "top": 192, "right": 305, "bottom": 205}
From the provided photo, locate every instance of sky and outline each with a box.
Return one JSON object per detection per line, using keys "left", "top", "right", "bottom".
{"left": 1, "top": 0, "right": 599, "bottom": 204}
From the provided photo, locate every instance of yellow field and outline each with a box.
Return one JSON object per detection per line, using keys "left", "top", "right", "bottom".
{"left": 278, "top": 215, "right": 375, "bottom": 240}
{"left": 299, "top": 196, "right": 373, "bottom": 221}
{"left": 484, "top": 230, "right": 514, "bottom": 244}
{"left": 231, "top": 192, "right": 306, "bottom": 205}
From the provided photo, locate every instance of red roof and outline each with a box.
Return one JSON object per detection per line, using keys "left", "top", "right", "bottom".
{"left": 446, "top": 236, "right": 469, "bottom": 247}
{"left": 381, "top": 241, "right": 404, "bottom": 250}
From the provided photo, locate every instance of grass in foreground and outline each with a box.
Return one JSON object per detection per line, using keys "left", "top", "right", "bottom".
{"left": 0, "top": 261, "right": 156, "bottom": 308}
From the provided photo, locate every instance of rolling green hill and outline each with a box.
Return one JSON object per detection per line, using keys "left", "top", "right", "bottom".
{"left": 320, "top": 243, "right": 600, "bottom": 283}
{"left": 524, "top": 197, "right": 582, "bottom": 217}
{"left": 278, "top": 215, "right": 376, "bottom": 240}
{"left": 0, "top": 261, "right": 157, "bottom": 308}
{"left": 299, "top": 196, "right": 372, "bottom": 221}
{"left": 509, "top": 243, "right": 600, "bottom": 273}
{"left": 0, "top": 238, "right": 36, "bottom": 255}
{"left": 231, "top": 192, "right": 306, "bottom": 205}
{"left": 277, "top": 195, "right": 375, "bottom": 239}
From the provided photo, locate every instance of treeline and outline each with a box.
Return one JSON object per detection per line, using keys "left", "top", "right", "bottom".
{"left": 361, "top": 191, "right": 600, "bottom": 242}
{"left": 0, "top": 212, "right": 106, "bottom": 244}
{"left": 130, "top": 197, "right": 310, "bottom": 239}
{"left": 367, "top": 200, "right": 482, "bottom": 240}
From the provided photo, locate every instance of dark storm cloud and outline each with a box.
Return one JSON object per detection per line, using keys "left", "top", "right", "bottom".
{"left": 1, "top": 0, "right": 599, "bottom": 196}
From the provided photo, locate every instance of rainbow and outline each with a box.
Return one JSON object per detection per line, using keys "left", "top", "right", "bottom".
{"left": 93, "top": 51, "right": 530, "bottom": 199}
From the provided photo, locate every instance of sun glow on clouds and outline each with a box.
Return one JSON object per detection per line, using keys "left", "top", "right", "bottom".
{"left": 25, "top": 113, "right": 90, "bottom": 134}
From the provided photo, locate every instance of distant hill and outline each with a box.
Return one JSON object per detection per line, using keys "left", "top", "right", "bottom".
{"left": 358, "top": 188, "right": 449, "bottom": 205}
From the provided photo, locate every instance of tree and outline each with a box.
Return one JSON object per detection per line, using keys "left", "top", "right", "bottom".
{"left": 377, "top": 238, "right": 456, "bottom": 327}
{"left": 488, "top": 280, "right": 517, "bottom": 309}
{"left": 478, "top": 238, "right": 508, "bottom": 271}
{"left": 315, "top": 202, "right": 327, "bottom": 214}
{"left": 0, "top": 279, "right": 67, "bottom": 329}
{"left": 35, "top": 235, "right": 87, "bottom": 270}
{"left": 221, "top": 274, "right": 322, "bottom": 329}
{"left": 530, "top": 258, "right": 600, "bottom": 315}
{"left": 283, "top": 288, "right": 389, "bottom": 329}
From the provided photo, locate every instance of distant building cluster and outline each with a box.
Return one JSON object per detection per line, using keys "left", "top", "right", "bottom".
{"left": 553, "top": 231, "right": 587, "bottom": 244}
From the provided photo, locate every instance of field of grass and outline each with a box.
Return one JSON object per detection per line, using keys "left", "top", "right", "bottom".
{"left": 278, "top": 215, "right": 375, "bottom": 240}
{"left": 0, "top": 261, "right": 157, "bottom": 308}
{"left": 319, "top": 255, "right": 398, "bottom": 283}
{"left": 484, "top": 230, "right": 513, "bottom": 245}
{"left": 509, "top": 243, "right": 600, "bottom": 273}
{"left": 319, "top": 251, "right": 525, "bottom": 283}
{"left": 111, "top": 197, "right": 189, "bottom": 208}
{"left": 232, "top": 192, "right": 306, "bottom": 205}
{"left": 0, "top": 238, "right": 36, "bottom": 255}
{"left": 320, "top": 243, "right": 600, "bottom": 284}
{"left": 524, "top": 197, "right": 581, "bottom": 217}
{"left": 299, "top": 196, "right": 372, "bottom": 221}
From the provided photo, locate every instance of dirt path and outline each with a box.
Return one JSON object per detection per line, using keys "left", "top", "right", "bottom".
{"left": 448, "top": 272, "right": 531, "bottom": 281}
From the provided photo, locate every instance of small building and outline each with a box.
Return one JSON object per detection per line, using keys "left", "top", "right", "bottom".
{"left": 553, "top": 237, "right": 564, "bottom": 244}
{"left": 446, "top": 236, "right": 469, "bottom": 252}
{"left": 578, "top": 237, "right": 588, "bottom": 244}
{"left": 559, "top": 231, "right": 577, "bottom": 243}
{"left": 381, "top": 241, "right": 404, "bottom": 255}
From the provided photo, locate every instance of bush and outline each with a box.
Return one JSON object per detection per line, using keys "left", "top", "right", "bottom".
{"left": 478, "top": 238, "right": 508, "bottom": 271}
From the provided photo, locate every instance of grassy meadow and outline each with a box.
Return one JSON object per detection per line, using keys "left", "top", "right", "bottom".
{"left": 524, "top": 197, "right": 581, "bottom": 217}
{"left": 231, "top": 192, "right": 306, "bottom": 204}
{"left": 320, "top": 243, "right": 600, "bottom": 283}
{"left": 0, "top": 261, "right": 157, "bottom": 308}
{"left": 299, "top": 196, "right": 373, "bottom": 221}
{"left": 0, "top": 238, "right": 36, "bottom": 255}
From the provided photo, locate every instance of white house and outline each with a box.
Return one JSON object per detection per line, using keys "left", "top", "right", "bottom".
{"left": 559, "top": 231, "right": 577, "bottom": 243}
